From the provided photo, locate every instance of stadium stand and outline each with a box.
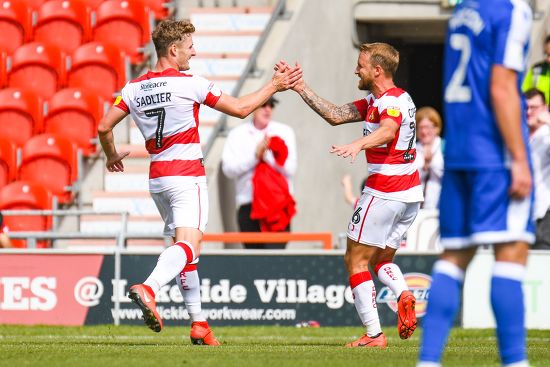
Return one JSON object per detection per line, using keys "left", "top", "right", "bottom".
{"left": 0, "top": 0, "right": 32, "bottom": 55}
{"left": 68, "top": 41, "right": 128, "bottom": 101}
{"left": 0, "top": 137, "right": 17, "bottom": 189}
{"left": 0, "top": 88, "right": 43, "bottom": 147}
{"left": 0, "top": 180, "right": 53, "bottom": 248}
{"left": 34, "top": 0, "right": 93, "bottom": 54}
{"left": 19, "top": 133, "right": 79, "bottom": 205}
{"left": 45, "top": 88, "right": 104, "bottom": 156}
{"left": 8, "top": 42, "right": 67, "bottom": 99}
{"left": 93, "top": 0, "right": 153, "bottom": 64}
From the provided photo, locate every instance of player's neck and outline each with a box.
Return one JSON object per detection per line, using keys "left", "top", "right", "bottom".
{"left": 153, "top": 58, "right": 180, "bottom": 73}
{"left": 372, "top": 79, "right": 396, "bottom": 98}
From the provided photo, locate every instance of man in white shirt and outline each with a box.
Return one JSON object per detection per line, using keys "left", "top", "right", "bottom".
{"left": 222, "top": 97, "right": 297, "bottom": 249}
{"left": 526, "top": 88, "right": 550, "bottom": 249}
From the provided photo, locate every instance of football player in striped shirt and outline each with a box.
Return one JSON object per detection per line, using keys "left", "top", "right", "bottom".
{"left": 98, "top": 19, "right": 302, "bottom": 345}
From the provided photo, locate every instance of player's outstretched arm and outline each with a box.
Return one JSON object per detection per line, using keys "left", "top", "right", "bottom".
{"left": 214, "top": 65, "right": 302, "bottom": 119}
{"left": 490, "top": 65, "right": 532, "bottom": 199}
{"left": 330, "top": 119, "right": 397, "bottom": 163}
{"left": 275, "top": 60, "right": 363, "bottom": 126}
{"left": 98, "top": 106, "right": 131, "bottom": 173}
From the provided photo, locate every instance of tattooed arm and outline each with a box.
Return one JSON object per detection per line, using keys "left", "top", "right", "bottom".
{"left": 296, "top": 83, "right": 363, "bottom": 126}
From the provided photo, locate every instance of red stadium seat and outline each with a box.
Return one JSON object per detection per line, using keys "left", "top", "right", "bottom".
{"left": 0, "top": 180, "right": 53, "bottom": 248}
{"left": 8, "top": 42, "right": 67, "bottom": 99}
{"left": 45, "top": 88, "right": 104, "bottom": 155}
{"left": 0, "top": 88, "right": 43, "bottom": 147}
{"left": 68, "top": 42, "right": 127, "bottom": 101}
{"left": 93, "top": 0, "right": 152, "bottom": 64}
{"left": 0, "top": 51, "right": 7, "bottom": 87}
{"left": 81, "top": 0, "right": 106, "bottom": 8}
{"left": 19, "top": 133, "right": 78, "bottom": 204}
{"left": 141, "top": 0, "right": 172, "bottom": 20}
{"left": 34, "top": 0, "right": 93, "bottom": 54}
{"left": 0, "top": 137, "right": 17, "bottom": 189}
{"left": 0, "top": 0, "right": 33, "bottom": 54}
{"left": 18, "top": 0, "right": 45, "bottom": 10}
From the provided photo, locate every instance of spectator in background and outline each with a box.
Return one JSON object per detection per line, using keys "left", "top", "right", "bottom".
{"left": 340, "top": 174, "right": 367, "bottom": 208}
{"left": 522, "top": 35, "right": 550, "bottom": 106}
{"left": 525, "top": 88, "right": 550, "bottom": 249}
{"left": 222, "top": 97, "right": 297, "bottom": 249}
{"left": 0, "top": 212, "right": 12, "bottom": 248}
{"left": 415, "top": 107, "right": 444, "bottom": 209}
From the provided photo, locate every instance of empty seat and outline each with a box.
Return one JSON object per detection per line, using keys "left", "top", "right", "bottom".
{"left": 0, "top": 137, "right": 17, "bottom": 189}
{"left": 93, "top": 0, "right": 152, "bottom": 64}
{"left": 68, "top": 42, "right": 127, "bottom": 101}
{"left": 19, "top": 133, "right": 78, "bottom": 204}
{"left": 79, "top": 0, "right": 106, "bottom": 9}
{"left": 34, "top": 0, "right": 92, "bottom": 54}
{"left": 18, "top": 0, "right": 45, "bottom": 10}
{"left": 0, "top": 51, "right": 7, "bottom": 87}
{"left": 8, "top": 42, "right": 67, "bottom": 99}
{"left": 140, "top": 0, "right": 173, "bottom": 20}
{"left": 0, "top": 88, "right": 43, "bottom": 147}
{"left": 0, "top": 0, "right": 32, "bottom": 54}
{"left": 45, "top": 88, "right": 104, "bottom": 155}
{"left": 0, "top": 180, "right": 53, "bottom": 248}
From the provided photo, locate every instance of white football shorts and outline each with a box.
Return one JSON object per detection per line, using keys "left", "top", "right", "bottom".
{"left": 347, "top": 193, "right": 420, "bottom": 249}
{"left": 151, "top": 182, "right": 209, "bottom": 237}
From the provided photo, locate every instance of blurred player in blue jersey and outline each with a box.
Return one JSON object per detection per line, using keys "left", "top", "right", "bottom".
{"left": 417, "top": 1, "right": 534, "bottom": 367}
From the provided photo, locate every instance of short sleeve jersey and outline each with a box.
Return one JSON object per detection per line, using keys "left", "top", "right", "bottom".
{"left": 353, "top": 87, "right": 423, "bottom": 203}
{"left": 443, "top": 0, "right": 532, "bottom": 169}
{"left": 114, "top": 68, "right": 222, "bottom": 192}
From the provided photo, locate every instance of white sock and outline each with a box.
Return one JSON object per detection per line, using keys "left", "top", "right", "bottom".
{"left": 376, "top": 262, "right": 409, "bottom": 299}
{"left": 350, "top": 271, "right": 382, "bottom": 337}
{"left": 416, "top": 362, "right": 441, "bottom": 367}
{"left": 144, "top": 242, "right": 193, "bottom": 294}
{"left": 177, "top": 266, "right": 206, "bottom": 322}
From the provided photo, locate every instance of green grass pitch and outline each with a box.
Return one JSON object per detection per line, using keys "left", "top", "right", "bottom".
{"left": 0, "top": 325, "right": 548, "bottom": 367}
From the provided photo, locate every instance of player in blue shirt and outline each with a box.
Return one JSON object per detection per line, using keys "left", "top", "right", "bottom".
{"left": 417, "top": 1, "right": 534, "bottom": 366}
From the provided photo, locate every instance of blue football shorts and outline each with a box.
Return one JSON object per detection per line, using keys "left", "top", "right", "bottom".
{"left": 439, "top": 168, "right": 535, "bottom": 249}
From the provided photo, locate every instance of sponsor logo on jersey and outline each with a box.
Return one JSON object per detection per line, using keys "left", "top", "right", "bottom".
{"left": 386, "top": 107, "right": 401, "bottom": 117}
{"left": 376, "top": 272, "right": 431, "bottom": 317}
{"left": 113, "top": 95, "right": 123, "bottom": 106}
{"left": 140, "top": 81, "right": 168, "bottom": 91}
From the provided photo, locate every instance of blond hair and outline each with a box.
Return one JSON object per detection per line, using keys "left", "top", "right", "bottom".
{"left": 360, "top": 43, "right": 399, "bottom": 76}
{"left": 152, "top": 20, "right": 195, "bottom": 57}
{"left": 416, "top": 106, "right": 442, "bottom": 133}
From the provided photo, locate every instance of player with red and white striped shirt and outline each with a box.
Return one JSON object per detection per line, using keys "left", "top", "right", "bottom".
{"left": 282, "top": 42, "right": 422, "bottom": 348}
{"left": 98, "top": 20, "right": 301, "bottom": 345}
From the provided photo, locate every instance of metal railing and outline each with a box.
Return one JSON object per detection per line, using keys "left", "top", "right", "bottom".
{"left": 202, "top": 0, "right": 287, "bottom": 158}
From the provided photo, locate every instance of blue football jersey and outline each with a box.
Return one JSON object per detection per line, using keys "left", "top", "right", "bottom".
{"left": 443, "top": 0, "right": 532, "bottom": 169}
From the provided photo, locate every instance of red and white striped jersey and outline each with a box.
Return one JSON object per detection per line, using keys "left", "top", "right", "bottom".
{"left": 114, "top": 68, "right": 221, "bottom": 193}
{"left": 353, "top": 87, "right": 423, "bottom": 203}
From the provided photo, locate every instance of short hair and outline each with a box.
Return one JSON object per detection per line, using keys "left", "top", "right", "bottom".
{"left": 545, "top": 34, "right": 550, "bottom": 45}
{"left": 359, "top": 43, "right": 399, "bottom": 76}
{"left": 152, "top": 20, "right": 195, "bottom": 57}
{"left": 416, "top": 106, "right": 442, "bottom": 131}
{"left": 525, "top": 88, "right": 546, "bottom": 104}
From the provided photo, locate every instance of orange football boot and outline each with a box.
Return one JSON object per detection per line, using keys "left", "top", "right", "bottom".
{"left": 345, "top": 332, "right": 387, "bottom": 348}
{"left": 128, "top": 284, "right": 163, "bottom": 332}
{"left": 190, "top": 321, "right": 221, "bottom": 346}
{"left": 397, "top": 290, "right": 417, "bottom": 339}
